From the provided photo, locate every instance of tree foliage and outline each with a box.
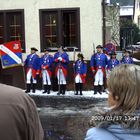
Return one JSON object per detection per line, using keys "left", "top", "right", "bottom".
{"left": 120, "top": 19, "right": 140, "bottom": 45}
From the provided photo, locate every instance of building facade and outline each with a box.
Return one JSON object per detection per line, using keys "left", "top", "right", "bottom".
{"left": 0, "top": 0, "right": 102, "bottom": 60}
{"left": 134, "top": 0, "right": 140, "bottom": 28}
{"left": 0, "top": 0, "right": 103, "bottom": 89}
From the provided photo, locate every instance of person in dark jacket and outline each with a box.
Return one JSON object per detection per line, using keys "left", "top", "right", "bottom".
{"left": 24, "top": 47, "right": 40, "bottom": 93}
{"left": 85, "top": 64, "right": 140, "bottom": 140}
{"left": 0, "top": 84, "right": 43, "bottom": 140}
{"left": 74, "top": 53, "right": 87, "bottom": 95}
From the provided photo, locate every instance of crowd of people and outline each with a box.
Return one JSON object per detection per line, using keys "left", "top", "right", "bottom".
{"left": 24, "top": 45, "right": 134, "bottom": 95}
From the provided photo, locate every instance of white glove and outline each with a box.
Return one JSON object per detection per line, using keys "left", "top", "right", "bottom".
{"left": 58, "top": 57, "right": 62, "bottom": 61}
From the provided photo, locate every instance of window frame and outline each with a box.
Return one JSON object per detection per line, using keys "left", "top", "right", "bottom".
{"left": 0, "top": 9, "right": 26, "bottom": 52}
{"left": 39, "top": 8, "right": 81, "bottom": 52}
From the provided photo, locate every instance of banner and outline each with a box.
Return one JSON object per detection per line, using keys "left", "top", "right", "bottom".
{"left": 0, "top": 41, "right": 23, "bottom": 69}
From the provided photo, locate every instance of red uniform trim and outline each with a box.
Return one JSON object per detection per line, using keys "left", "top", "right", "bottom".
{"left": 55, "top": 58, "right": 59, "bottom": 62}
{"left": 80, "top": 74, "right": 86, "bottom": 83}
{"left": 62, "top": 58, "right": 65, "bottom": 63}
{"left": 55, "top": 66, "right": 67, "bottom": 77}
{"left": 75, "top": 74, "right": 86, "bottom": 83}
{"left": 94, "top": 67, "right": 106, "bottom": 77}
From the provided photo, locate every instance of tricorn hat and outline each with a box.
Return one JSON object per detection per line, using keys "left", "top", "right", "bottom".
{"left": 96, "top": 45, "right": 103, "bottom": 49}
{"left": 124, "top": 50, "right": 131, "bottom": 54}
{"left": 77, "top": 53, "right": 84, "bottom": 59}
{"left": 109, "top": 51, "right": 117, "bottom": 55}
{"left": 31, "top": 47, "right": 38, "bottom": 51}
{"left": 44, "top": 48, "right": 51, "bottom": 52}
{"left": 57, "top": 45, "right": 63, "bottom": 49}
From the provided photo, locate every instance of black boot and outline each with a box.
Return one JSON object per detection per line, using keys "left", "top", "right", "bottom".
{"left": 94, "top": 86, "right": 98, "bottom": 95}
{"left": 62, "top": 85, "right": 66, "bottom": 95}
{"left": 79, "top": 83, "right": 83, "bottom": 95}
{"left": 47, "top": 85, "right": 51, "bottom": 94}
{"left": 32, "top": 84, "right": 36, "bottom": 93}
{"left": 25, "top": 84, "right": 31, "bottom": 93}
{"left": 101, "top": 85, "right": 106, "bottom": 92}
{"left": 75, "top": 83, "right": 79, "bottom": 95}
{"left": 98, "top": 85, "right": 102, "bottom": 95}
{"left": 42, "top": 85, "right": 47, "bottom": 94}
{"left": 57, "top": 85, "right": 63, "bottom": 95}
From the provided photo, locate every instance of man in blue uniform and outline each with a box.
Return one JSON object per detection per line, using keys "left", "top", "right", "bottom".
{"left": 107, "top": 51, "right": 119, "bottom": 71}
{"left": 74, "top": 53, "right": 87, "bottom": 95}
{"left": 121, "top": 50, "right": 134, "bottom": 64}
{"left": 90, "top": 45, "right": 108, "bottom": 94}
{"left": 40, "top": 48, "right": 54, "bottom": 94}
{"left": 54, "top": 46, "right": 69, "bottom": 95}
{"left": 107, "top": 52, "right": 119, "bottom": 78}
{"left": 24, "top": 47, "right": 40, "bottom": 93}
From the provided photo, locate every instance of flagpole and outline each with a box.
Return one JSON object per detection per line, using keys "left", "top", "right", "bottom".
{"left": 73, "top": 47, "right": 76, "bottom": 95}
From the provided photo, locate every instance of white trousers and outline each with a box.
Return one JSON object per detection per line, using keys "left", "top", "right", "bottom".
{"left": 42, "top": 70, "right": 51, "bottom": 85}
{"left": 26, "top": 69, "right": 37, "bottom": 84}
{"left": 94, "top": 69, "right": 103, "bottom": 86}
{"left": 57, "top": 68, "right": 66, "bottom": 85}
{"left": 75, "top": 74, "right": 82, "bottom": 83}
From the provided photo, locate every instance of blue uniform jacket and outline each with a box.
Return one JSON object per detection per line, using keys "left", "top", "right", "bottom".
{"left": 90, "top": 53, "right": 108, "bottom": 77}
{"left": 107, "top": 58, "right": 119, "bottom": 70}
{"left": 74, "top": 60, "right": 87, "bottom": 75}
{"left": 74, "top": 60, "right": 87, "bottom": 83}
{"left": 40, "top": 54, "right": 54, "bottom": 70}
{"left": 54, "top": 52, "right": 69, "bottom": 77}
{"left": 24, "top": 53, "right": 40, "bottom": 78}
{"left": 40, "top": 54, "right": 54, "bottom": 77}
{"left": 121, "top": 56, "right": 134, "bottom": 64}
{"left": 90, "top": 53, "right": 108, "bottom": 70}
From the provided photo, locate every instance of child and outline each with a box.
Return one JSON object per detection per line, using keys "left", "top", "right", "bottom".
{"left": 74, "top": 53, "right": 87, "bottom": 95}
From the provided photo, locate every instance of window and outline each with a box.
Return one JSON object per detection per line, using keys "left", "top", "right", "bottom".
{"left": 0, "top": 13, "right": 4, "bottom": 44}
{"left": 40, "top": 8, "right": 80, "bottom": 51}
{"left": 41, "top": 11, "right": 58, "bottom": 48}
{"left": 0, "top": 10, "right": 25, "bottom": 51}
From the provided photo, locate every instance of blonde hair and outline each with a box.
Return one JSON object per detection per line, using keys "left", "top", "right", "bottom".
{"left": 107, "top": 64, "right": 140, "bottom": 114}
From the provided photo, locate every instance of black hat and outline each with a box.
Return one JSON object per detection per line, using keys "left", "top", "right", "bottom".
{"left": 31, "top": 47, "right": 38, "bottom": 51}
{"left": 77, "top": 53, "right": 84, "bottom": 59}
{"left": 44, "top": 48, "right": 51, "bottom": 52}
{"left": 57, "top": 45, "right": 63, "bottom": 49}
{"left": 124, "top": 50, "right": 131, "bottom": 54}
{"left": 96, "top": 45, "right": 103, "bottom": 49}
{"left": 109, "top": 51, "right": 117, "bottom": 55}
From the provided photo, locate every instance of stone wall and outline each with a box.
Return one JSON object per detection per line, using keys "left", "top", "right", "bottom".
{"left": 31, "top": 95, "right": 108, "bottom": 140}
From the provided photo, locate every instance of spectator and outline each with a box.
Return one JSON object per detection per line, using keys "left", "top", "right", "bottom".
{"left": 0, "top": 84, "right": 43, "bottom": 140}
{"left": 85, "top": 64, "right": 140, "bottom": 140}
